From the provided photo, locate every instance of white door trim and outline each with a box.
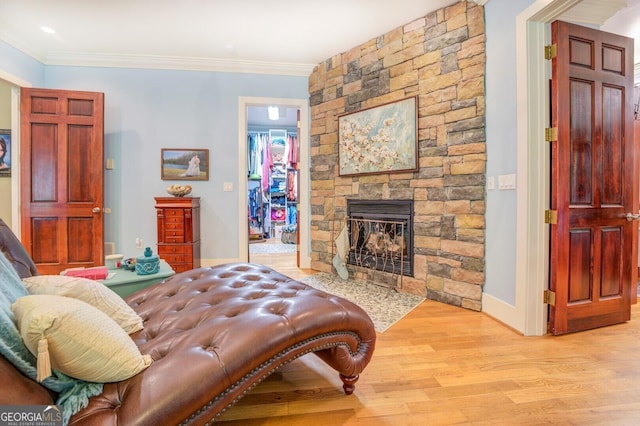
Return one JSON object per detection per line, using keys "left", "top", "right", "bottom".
{"left": 238, "top": 96, "right": 310, "bottom": 268}
{"left": 0, "top": 69, "right": 31, "bottom": 232}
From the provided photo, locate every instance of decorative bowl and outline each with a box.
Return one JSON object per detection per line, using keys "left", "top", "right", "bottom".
{"left": 167, "top": 184, "right": 192, "bottom": 197}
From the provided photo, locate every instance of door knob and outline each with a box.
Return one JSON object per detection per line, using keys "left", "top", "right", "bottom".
{"left": 625, "top": 212, "right": 640, "bottom": 221}
{"left": 92, "top": 207, "right": 101, "bottom": 213}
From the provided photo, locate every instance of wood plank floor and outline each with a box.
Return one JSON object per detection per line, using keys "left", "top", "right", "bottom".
{"left": 236, "top": 244, "right": 640, "bottom": 424}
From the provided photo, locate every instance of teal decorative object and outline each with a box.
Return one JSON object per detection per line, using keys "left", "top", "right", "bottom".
{"left": 135, "top": 247, "right": 160, "bottom": 275}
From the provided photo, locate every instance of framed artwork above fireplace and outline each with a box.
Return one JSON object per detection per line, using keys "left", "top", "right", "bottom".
{"left": 338, "top": 96, "right": 418, "bottom": 177}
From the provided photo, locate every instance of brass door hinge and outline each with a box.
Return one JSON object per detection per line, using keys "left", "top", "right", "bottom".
{"left": 545, "top": 44, "right": 557, "bottom": 60}
{"left": 544, "top": 210, "right": 558, "bottom": 224}
{"left": 544, "top": 289, "right": 556, "bottom": 306}
{"left": 545, "top": 127, "right": 558, "bottom": 142}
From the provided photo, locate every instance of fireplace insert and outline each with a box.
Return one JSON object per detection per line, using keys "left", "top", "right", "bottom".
{"left": 346, "top": 200, "right": 413, "bottom": 277}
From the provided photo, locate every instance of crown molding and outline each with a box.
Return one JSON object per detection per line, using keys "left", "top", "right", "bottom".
{"left": 44, "top": 51, "right": 316, "bottom": 76}
{"left": 0, "top": 31, "right": 315, "bottom": 77}
{"left": 1, "top": 0, "right": 497, "bottom": 75}
{"left": 0, "top": 32, "right": 47, "bottom": 64}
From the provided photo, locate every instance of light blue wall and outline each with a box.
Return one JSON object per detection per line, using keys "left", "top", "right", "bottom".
{"left": 0, "top": 40, "right": 45, "bottom": 86}
{"left": 2, "top": 0, "right": 543, "bottom": 308}
{"left": 42, "top": 67, "right": 308, "bottom": 259}
{"left": 0, "top": 40, "right": 307, "bottom": 261}
{"left": 42, "top": 66, "right": 308, "bottom": 260}
{"left": 484, "top": 0, "right": 533, "bottom": 305}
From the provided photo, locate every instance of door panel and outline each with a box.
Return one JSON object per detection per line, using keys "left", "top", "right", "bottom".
{"left": 20, "top": 88, "right": 104, "bottom": 274}
{"left": 567, "top": 229, "right": 590, "bottom": 303}
{"left": 549, "top": 21, "right": 636, "bottom": 335}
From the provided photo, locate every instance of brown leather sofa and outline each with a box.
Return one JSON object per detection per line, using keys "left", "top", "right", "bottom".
{"left": 0, "top": 219, "right": 376, "bottom": 424}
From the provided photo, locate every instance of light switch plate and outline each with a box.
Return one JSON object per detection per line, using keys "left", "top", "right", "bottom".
{"left": 487, "top": 176, "right": 495, "bottom": 190}
{"left": 223, "top": 182, "right": 233, "bottom": 192}
{"left": 498, "top": 174, "right": 516, "bottom": 190}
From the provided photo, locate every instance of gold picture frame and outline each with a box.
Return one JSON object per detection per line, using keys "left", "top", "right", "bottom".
{"left": 161, "top": 148, "right": 209, "bottom": 180}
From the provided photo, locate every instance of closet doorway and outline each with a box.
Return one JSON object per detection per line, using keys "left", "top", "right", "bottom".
{"left": 242, "top": 100, "right": 306, "bottom": 275}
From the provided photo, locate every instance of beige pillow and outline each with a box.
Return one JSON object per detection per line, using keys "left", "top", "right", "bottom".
{"left": 22, "top": 275, "right": 143, "bottom": 334}
{"left": 11, "top": 294, "right": 153, "bottom": 383}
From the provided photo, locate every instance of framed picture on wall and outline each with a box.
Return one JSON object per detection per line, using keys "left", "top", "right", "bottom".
{"left": 161, "top": 148, "right": 209, "bottom": 180}
{"left": 0, "top": 129, "right": 11, "bottom": 177}
{"left": 338, "top": 96, "right": 418, "bottom": 176}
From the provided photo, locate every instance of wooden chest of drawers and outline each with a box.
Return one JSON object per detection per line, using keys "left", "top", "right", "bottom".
{"left": 155, "top": 197, "right": 201, "bottom": 273}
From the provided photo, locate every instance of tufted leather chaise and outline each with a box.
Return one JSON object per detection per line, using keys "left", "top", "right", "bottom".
{"left": 0, "top": 219, "right": 376, "bottom": 424}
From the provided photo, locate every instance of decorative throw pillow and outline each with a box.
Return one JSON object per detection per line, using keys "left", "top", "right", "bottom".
{"left": 0, "top": 251, "right": 104, "bottom": 424}
{"left": 22, "top": 275, "right": 143, "bottom": 334}
{"left": 11, "top": 294, "right": 153, "bottom": 383}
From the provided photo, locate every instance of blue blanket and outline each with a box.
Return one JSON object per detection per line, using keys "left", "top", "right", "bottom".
{"left": 0, "top": 251, "right": 103, "bottom": 425}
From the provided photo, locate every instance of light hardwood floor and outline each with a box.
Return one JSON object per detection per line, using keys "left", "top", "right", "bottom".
{"left": 236, "top": 244, "right": 640, "bottom": 424}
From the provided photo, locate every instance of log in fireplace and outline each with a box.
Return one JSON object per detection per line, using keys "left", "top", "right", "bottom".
{"left": 346, "top": 200, "right": 413, "bottom": 277}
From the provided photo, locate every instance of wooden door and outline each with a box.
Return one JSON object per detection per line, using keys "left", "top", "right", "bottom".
{"left": 20, "top": 88, "right": 105, "bottom": 274}
{"left": 548, "top": 21, "right": 636, "bottom": 335}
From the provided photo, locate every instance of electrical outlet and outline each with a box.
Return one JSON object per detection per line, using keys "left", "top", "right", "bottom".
{"left": 135, "top": 238, "right": 143, "bottom": 249}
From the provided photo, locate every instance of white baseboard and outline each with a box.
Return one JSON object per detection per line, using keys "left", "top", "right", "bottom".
{"left": 482, "top": 292, "right": 524, "bottom": 335}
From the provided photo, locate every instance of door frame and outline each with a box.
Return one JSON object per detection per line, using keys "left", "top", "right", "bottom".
{"left": 0, "top": 69, "right": 31, "bottom": 233}
{"left": 238, "top": 96, "right": 310, "bottom": 268}
{"left": 513, "top": 0, "right": 612, "bottom": 336}
{"left": 483, "top": 0, "right": 617, "bottom": 336}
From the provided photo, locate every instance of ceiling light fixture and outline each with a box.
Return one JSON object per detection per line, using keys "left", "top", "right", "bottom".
{"left": 268, "top": 106, "right": 279, "bottom": 120}
{"left": 40, "top": 26, "right": 56, "bottom": 34}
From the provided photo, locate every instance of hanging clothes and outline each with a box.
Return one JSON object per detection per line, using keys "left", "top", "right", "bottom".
{"left": 286, "top": 170, "right": 296, "bottom": 201}
{"left": 262, "top": 133, "right": 272, "bottom": 193}
{"left": 248, "top": 132, "right": 268, "bottom": 179}
{"left": 247, "top": 134, "right": 255, "bottom": 175}
{"left": 287, "top": 134, "right": 298, "bottom": 168}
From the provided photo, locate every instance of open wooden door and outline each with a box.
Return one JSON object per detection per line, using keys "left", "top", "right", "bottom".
{"left": 20, "top": 88, "right": 104, "bottom": 274}
{"left": 548, "top": 21, "right": 636, "bottom": 335}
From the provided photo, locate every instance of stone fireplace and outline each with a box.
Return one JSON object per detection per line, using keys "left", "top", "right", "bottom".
{"left": 346, "top": 200, "right": 413, "bottom": 278}
{"left": 309, "top": 1, "right": 486, "bottom": 311}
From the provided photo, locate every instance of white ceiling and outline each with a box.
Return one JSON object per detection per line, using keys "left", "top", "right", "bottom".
{"left": 0, "top": 0, "right": 638, "bottom": 77}
{"left": 0, "top": 0, "right": 461, "bottom": 76}
{"left": 601, "top": 0, "right": 640, "bottom": 48}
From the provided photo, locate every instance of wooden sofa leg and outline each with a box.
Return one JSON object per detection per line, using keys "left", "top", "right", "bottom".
{"left": 339, "top": 373, "right": 359, "bottom": 395}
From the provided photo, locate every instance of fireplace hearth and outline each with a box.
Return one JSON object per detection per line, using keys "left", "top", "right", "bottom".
{"left": 346, "top": 200, "right": 413, "bottom": 278}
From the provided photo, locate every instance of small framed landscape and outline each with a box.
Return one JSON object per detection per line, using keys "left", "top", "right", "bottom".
{"left": 338, "top": 96, "right": 418, "bottom": 177}
{"left": 161, "top": 149, "right": 209, "bottom": 181}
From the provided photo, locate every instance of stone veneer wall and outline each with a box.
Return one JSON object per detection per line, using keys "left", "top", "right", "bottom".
{"left": 308, "top": 0, "right": 486, "bottom": 311}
